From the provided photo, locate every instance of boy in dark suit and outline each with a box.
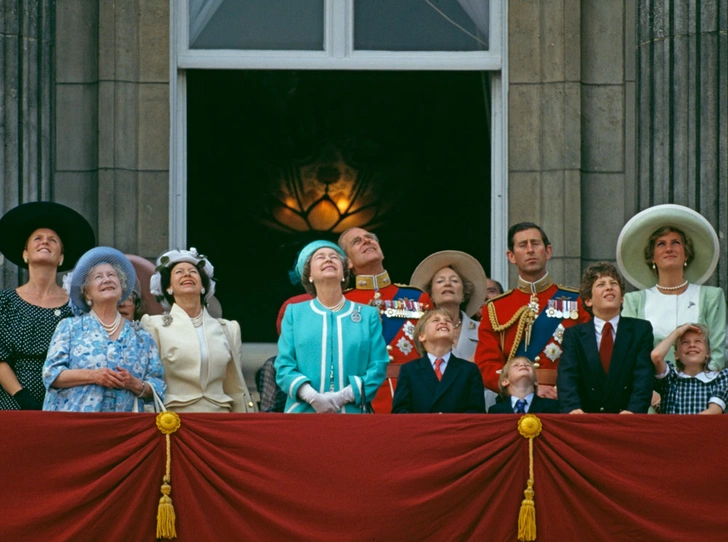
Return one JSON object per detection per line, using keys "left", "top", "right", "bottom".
{"left": 392, "top": 308, "right": 485, "bottom": 413}
{"left": 557, "top": 262, "right": 654, "bottom": 414}
{"left": 488, "top": 356, "right": 559, "bottom": 413}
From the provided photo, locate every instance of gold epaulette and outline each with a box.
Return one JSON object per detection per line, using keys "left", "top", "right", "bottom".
{"left": 394, "top": 283, "right": 427, "bottom": 294}
{"left": 555, "top": 285, "right": 579, "bottom": 294}
{"left": 483, "top": 288, "right": 515, "bottom": 304}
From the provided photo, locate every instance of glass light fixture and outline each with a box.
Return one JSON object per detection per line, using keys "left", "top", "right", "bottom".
{"left": 259, "top": 145, "right": 387, "bottom": 233}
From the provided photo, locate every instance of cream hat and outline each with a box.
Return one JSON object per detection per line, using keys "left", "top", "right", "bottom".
{"left": 150, "top": 247, "right": 216, "bottom": 310}
{"left": 616, "top": 204, "right": 719, "bottom": 289}
{"left": 410, "top": 250, "right": 487, "bottom": 317}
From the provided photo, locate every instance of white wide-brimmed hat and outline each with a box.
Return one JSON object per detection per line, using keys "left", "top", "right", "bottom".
{"left": 616, "top": 204, "right": 719, "bottom": 289}
{"left": 410, "top": 250, "right": 487, "bottom": 317}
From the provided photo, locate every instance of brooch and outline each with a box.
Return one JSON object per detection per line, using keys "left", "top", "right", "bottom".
{"left": 351, "top": 306, "right": 362, "bottom": 323}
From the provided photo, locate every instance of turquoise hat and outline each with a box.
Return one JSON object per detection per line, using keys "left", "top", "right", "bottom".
{"left": 292, "top": 240, "right": 346, "bottom": 284}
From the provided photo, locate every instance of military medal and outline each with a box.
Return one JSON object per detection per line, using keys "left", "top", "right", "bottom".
{"left": 569, "top": 300, "right": 579, "bottom": 319}
{"left": 370, "top": 290, "right": 384, "bottom": 311}
{"left": 351, "top": 306, "right": 362, "bottom": 323}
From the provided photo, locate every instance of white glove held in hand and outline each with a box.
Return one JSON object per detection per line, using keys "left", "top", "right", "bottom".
{"left": 298, "top": 383, "right": 340, "bottom": 413}
{"left": 327, "top": 385, "right": 354, "bottom": 408}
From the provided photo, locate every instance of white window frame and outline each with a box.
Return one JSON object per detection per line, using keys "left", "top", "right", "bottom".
{"left": 170, "top": 0, "right": 509, "bottom": 283}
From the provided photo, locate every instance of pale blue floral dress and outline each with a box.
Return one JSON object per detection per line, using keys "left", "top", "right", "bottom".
{"left": 42, "top": 315, "right": 165, "bottom": 412}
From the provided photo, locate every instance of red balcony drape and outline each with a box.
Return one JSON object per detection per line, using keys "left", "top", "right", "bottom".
{"left": 1, "top": 413, "right": 726, "bottom": 541}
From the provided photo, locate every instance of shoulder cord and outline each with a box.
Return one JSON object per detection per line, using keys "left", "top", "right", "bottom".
{"left": 487, "top": 303, "right": 538, "bottom": 362}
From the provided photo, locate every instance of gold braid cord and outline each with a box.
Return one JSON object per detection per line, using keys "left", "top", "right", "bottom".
{"left": 487, "top": 303, "right": 535, "bottom": 362}
{"left": 156, "top": 412, "right": 181, "bottom": 539}
{"left": 517, "top": 414, "right": 542, "bottom": 542}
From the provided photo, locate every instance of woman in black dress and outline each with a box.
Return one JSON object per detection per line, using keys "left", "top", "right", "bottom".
{"left": 0, "top": 202, "right": 95, "bottom": 409}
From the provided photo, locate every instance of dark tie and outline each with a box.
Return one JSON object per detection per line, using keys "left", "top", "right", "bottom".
{"left": 600, "top": 321, "right": 614, "bottom": 373}
{"left": 434, "top": 358, "right": 444, "bottom": 381}
{"left": 515, "top": 399, "right": 527, "bottom": 413}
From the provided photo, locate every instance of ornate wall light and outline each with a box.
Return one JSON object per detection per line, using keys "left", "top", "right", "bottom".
{"left": 258, "top": 145, "right": 389, "bottom": 233}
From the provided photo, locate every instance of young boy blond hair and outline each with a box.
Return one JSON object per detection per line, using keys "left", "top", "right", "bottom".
{"left": 392, "top": 308, "right": 485, "bottom": 413}
{"left": 489, "top": 356, "right": 558, "bottom": 414}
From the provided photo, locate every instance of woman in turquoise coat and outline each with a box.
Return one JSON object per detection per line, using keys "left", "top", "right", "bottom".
{"left": 276, "top": 240, "right": 388, "bottom": 414}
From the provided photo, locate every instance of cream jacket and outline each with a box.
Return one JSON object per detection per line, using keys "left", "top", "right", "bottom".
{"left": 142, "top": 304, "right": 255, "bottom": 412}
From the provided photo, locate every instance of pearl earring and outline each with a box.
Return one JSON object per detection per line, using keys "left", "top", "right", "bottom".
{"left": 684, "top": 262, "right": 687, "bottom": 267}
{"left": 651, "top": 263, "right": 656, "bottom": 270}
{"left": 86, "top": 299, "right": 93, "bottom": 306}
{"left": 23, "top": 257, "right": 28, "bottom": 264}
{"left": 167, "top": 288, "right": 173, "bottom": 295}
{"left": 309, "top": 277, "right": 313, "bottom": 283}
{"left": 201, "top": 287, "right": 206, "bottom": 294}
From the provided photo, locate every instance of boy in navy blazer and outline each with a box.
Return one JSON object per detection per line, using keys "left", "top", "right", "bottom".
{"left": 488, "top": 356, "right": 559, "bottom": 413}
{"left": 392, "top": 308, "right": 485, "bottom": 413}
{"left": 557, "top": 262, "right": 654, "bottom": 414}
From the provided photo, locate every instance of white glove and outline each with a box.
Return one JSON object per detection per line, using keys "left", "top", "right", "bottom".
{"left": 298, "top": 383, "right": 339, "bottom": 413}
{"left": 326, "top": 385, "right": 354, "bottom": 409}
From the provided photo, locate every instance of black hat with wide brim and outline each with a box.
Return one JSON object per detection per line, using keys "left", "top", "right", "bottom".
{"left": 0, "top": 201, "right": 96, "bottom": 272}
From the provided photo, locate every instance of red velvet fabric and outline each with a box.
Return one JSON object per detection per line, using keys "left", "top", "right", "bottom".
{"left": 1, "top": 413, "right": 726, "bottom": 541}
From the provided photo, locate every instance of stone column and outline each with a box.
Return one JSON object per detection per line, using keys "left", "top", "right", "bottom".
{"left": 580, "top": 0, "right": 637, "bottom": 267}
{"left": 508, "top": 0, "right": 583, "bottom": 288}
{"left": 637, "top": 0, "right": 728, "bottom": 289}
{"left": 53, "top": 0, "right": 170, "bottom": 260}
{"left": 95, "top": 0, "right": 170, "bottom": 257}
{"left": 0, "top": 0, "right": 55, "bottom": 286}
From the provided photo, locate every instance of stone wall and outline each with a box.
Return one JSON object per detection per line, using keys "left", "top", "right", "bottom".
{"left": 56, "top": 0, "right": 170, "bottom": 259}
{"left": 0, "top": 0, "right": 55, "bottom": 286}
{"left": 508, "top": 0, "right": 726, "bottom": 296}
{"left": 508, "top": 0, "right": 585, "bottom": 288}
{"left": 3, "top": 1, "right": 725, "bottom": 297}
{"left": 636, "top": 0, "right": 728, "bottom": 290}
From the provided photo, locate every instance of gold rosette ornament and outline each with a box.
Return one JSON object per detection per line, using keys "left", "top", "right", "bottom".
{"left": 156, "top": 411, "right": 181, "bottom": 539}
{"left": 517, "top": 414, "right": 542, "bottom": 541}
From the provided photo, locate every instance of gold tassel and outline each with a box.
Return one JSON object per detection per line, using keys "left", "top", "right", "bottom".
{"left": 157, "top": 475, "right": 177, "bottom": 539}
{"left": 517, "top": 415, "right": 542, "bottom": 542}
{"left": 156, "top": 412, "right": 181, "bottom": 539}
{"left": 518, "top": 479, "right": 536, "bottom": 541}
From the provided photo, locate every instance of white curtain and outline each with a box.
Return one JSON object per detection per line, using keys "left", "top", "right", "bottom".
{"left": 189, "top": 0, "right": 225, "bottom": 46}
{"left": 457, "top": 0, "right": 489, "bottom": 43}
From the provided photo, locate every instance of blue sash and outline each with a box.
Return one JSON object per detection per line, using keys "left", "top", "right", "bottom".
{"left": 515, "top": 289, "right": 579, "bottom": 358}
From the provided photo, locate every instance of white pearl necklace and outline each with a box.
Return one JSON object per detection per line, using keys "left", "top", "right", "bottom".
{"left": 91, "top": 310, "right": 122, "bottom": 335}
{"left": 656, "top": 280, "right": 689, "bottom": 291}
{"left": 190, "top": 310, "right": 204, "bottom": 327}
{"left": 320, "top": 297, "right": 346, "bottom": 312}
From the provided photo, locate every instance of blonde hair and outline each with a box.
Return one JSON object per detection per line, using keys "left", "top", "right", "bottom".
{"left": 673, "top": 323, "right": 711, "bottom": 372}
{"left": 498, "top": 356, "right": 538, "bottom": 398}
{"left": 413, "top": 307, "right": 452, "bottom": 357}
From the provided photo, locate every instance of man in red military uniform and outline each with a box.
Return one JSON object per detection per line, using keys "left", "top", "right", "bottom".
{"left": 474, "top": 222, "right": 590, "bottom": 398}
{"left": 338, "top": 227, "right": 432, "bottom": 413}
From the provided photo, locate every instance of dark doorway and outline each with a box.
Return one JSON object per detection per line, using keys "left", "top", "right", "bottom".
{"left": 187, "top": 70, "right": 491, "bottom": 342}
